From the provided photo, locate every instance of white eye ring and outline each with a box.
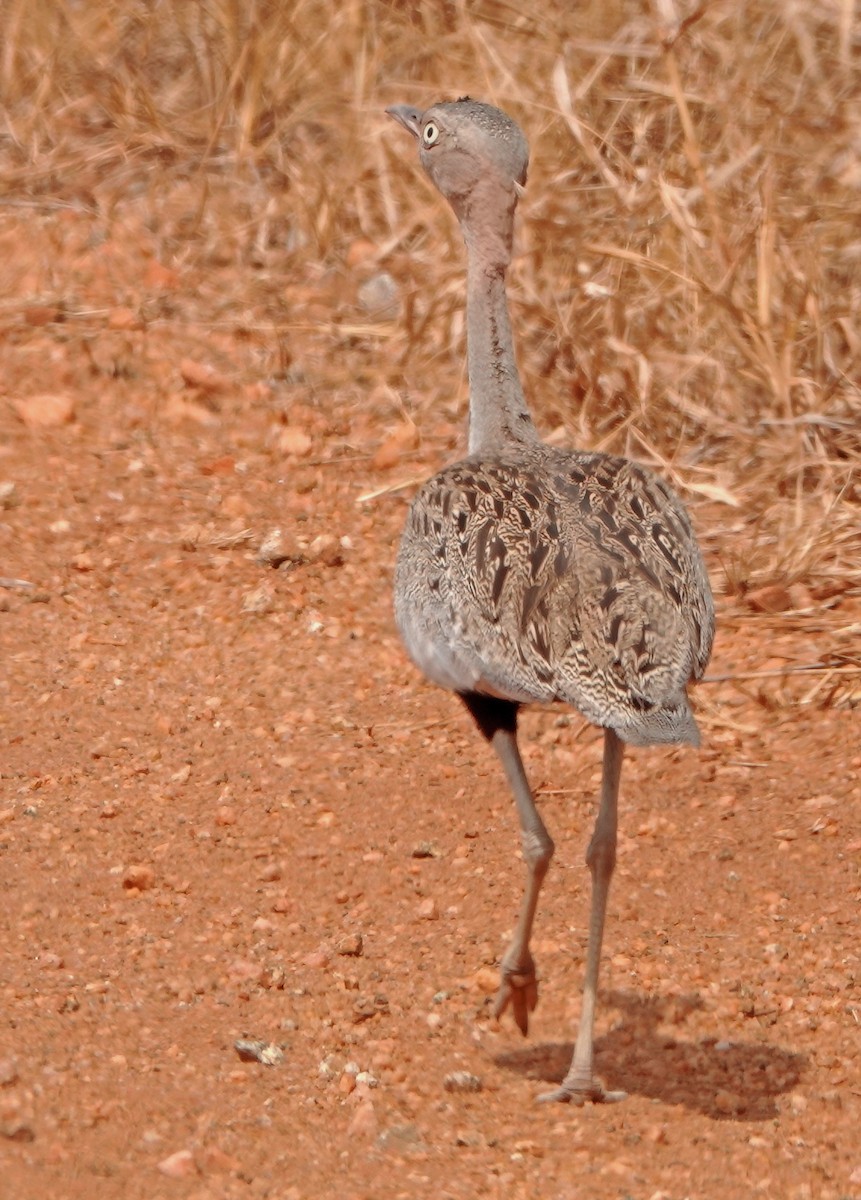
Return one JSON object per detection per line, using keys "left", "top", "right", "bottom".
{"left": 422, "top": 122, "right": 440, "bottom": 147}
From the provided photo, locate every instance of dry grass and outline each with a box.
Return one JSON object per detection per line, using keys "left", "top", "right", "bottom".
{"left": 1, "top": 0, "right": 859, "bottom": 604}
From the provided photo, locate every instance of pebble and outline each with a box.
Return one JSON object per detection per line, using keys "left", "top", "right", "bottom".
{"left": 443, "top": 1071, "right": 483, "bottom": 1094}
{"left": 241, "top": 581, "right": 274, "bottom": 614}
{"left": 179, "top": 357, "right": 229, "bottom": 393}
{"left": 307, "top": 534, "right": 343, "bottom": 567}
{"left": 12, "top": 393, "right": 76, "bottom": 428}
{"left": 0, "top": 482, "right": 18, "bottom": 509}
{"left": 122, "top": 864, "right": 155, "bottom": 892}
{"left": 336, "top": 932, "right": 364, "bottom": 957}
{"left": 303, "top": 946, "right": 331, "bottom": 969}
{"left": 417, "top": 898, "right": 439, "bottom": 921}
{"left": 279, "top": 427, "right": 313, "bottom": 457}
{"left": 256, "top": 529, "right": 290, "bottom": 568}
{"left": 319, "top": 1054, "right": 341, "bottom": 1080}
{"left": 471, "top": 967, "right": 499, "bottom": 994}
{"left": 0, "top": 1058, "right": 19, "bottom": 1086}
{"left": 234, "top": 1039, "right": 285, "bottom": 1067}
{"left": 157, "top": 1148, "right": 197, "bottom": 1179}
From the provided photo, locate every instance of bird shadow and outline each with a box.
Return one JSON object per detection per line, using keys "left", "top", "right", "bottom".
{"left": 493, "top": 990, "right": 806, "bottom": 1120}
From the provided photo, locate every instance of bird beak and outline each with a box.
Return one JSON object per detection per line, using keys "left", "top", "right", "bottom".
{"left": 385, "top": 104, "right": 424, "bottom": 140}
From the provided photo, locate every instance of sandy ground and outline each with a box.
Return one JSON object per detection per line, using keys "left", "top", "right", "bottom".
{"left": 1, "top": 203, "right": 859, "bottom": 1200}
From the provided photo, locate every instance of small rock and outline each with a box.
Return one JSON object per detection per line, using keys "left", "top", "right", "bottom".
{"left": 257, "top": 529, "right": 291, "bottom": 568}
{"left": 444, "top": 1071, "right": 483, "bottom": 1094}
{"left": 279, "top": 427, "right": 313, "bottom": 457}
{"left": 336, "top": 932, "right": 364, "bottom": 957}
{"left": 0, "top": 482, "right": 18, "bottom": 510}
{"left": 513, "top": 1139, "right": 543, "bottom": 1158}
{"left": 122, "top": 864, "right": 155, "bottom": 892}
{"left": 259, "top": 964, "right": 287, "bottom": 990}
{"left": 338, "top": 1072, "right": 356, "bottom": 1095}
{"left": 417, "top": 898, "right": 439, "bottom": 921}
{"left": 12, "top": 393, "right": 76, "bottom": 428}
{"left": 471, "top": 967, "right": 499, "bottom": 995}
{"left": 353, "top": 994, "right": 389, "bottom": 1022}
{"left": 157, "top": 1148, "right": 197, "bottom": 1179}
{"left": 307, "top": 533, "right": 343, "bottom": 567}
{"left": 0, "top": 1059, "right": 19, "bottom": 1086}
{"left": 234, "top": 1039, "right": 285, "bottom": 1067}
{"left": 303, "top": 947, "right": 331, "bottom": 970}
{"left": 179, "top": 358, "right": 229, "bottom": 393}
{"left": 411, "top": 841, "right": 439, "bottom": 859}
{"left": 746, "top": 583, "right": 793, "bottom": 614}
{"left": 241, "top": 581, "right": 274, "bottom": 614}
{"left": 0, "top": 1116, "right": 35, "bottom": 1143}
{"left": 319, "top": 1054, "right": 341, "bottom": 1080}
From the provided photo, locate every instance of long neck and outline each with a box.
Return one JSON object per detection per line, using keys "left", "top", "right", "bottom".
{"left": 461, "top": 196, "right": 539, "bottom": 457}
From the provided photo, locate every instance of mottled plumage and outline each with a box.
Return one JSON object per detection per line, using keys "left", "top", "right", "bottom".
{"left": 387, "top": 97, "right": 714, "bottom": 1104}
{"left": 396, "top": 450, "right": 712, "bottom": 746}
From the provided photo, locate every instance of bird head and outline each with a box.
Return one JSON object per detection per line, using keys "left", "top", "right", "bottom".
{"left": 386, "top": 97, "right": 528, "bottom": 239}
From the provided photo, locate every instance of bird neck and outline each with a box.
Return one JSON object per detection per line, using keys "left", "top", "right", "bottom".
{"left": 462, "top": 203, "right": 539, "bottom": 457}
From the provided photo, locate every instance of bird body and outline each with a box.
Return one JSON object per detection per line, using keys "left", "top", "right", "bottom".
{"left": 386, "top": 97, "right": 714, "bottom": 1103}
{"left": 395, "top": 446, "right": 712, "bottom": 747}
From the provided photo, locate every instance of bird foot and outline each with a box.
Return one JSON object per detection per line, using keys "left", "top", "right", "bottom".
{"left": 537, "top": 1077, "right": 627, "bottom": 1106}
{"left": 493, "top": 957, "right": 538, "bottom": 1036}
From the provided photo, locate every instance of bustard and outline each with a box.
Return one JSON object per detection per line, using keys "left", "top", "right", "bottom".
{"left": 386, "top": 98, "right": 714, "bottom": 1104}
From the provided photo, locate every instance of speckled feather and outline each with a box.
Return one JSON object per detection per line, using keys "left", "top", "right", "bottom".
{"left": 396, "top": 445, "right": 713, "bottom": 746}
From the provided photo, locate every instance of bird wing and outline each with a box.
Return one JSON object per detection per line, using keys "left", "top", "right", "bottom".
{"left": 395, "top": 454, "right": 714, "bottom": 730}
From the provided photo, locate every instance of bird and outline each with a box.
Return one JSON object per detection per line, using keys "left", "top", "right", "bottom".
{"left": 385, "top": 97, "right": 715, "bottom": 1104}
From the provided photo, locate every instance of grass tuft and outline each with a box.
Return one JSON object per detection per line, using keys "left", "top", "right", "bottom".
{"left": 1, "top": 0, "right": 858, "bottom": 606}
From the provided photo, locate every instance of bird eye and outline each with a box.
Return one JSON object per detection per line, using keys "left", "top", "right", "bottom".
{"left": 422, "top": 122, "right": 440, "bottom": 147}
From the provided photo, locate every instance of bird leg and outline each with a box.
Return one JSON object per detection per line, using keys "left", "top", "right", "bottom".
{"left": 461, "top": 693, "right": 554, "bottom": 1036}
{"left": 540, "top": 727, "right": 627, "bottom": 1104}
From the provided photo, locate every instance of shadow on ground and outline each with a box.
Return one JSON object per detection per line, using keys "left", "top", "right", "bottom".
{"left": 494, "top": 990, "right": 806, "bottom": 1120}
